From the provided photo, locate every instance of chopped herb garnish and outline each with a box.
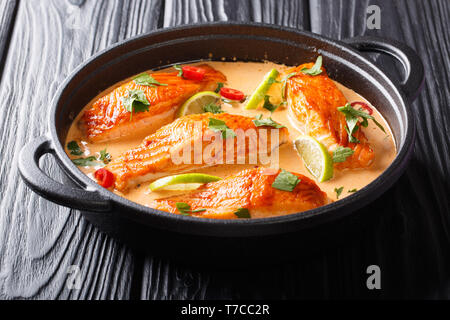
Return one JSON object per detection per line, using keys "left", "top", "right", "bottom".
{"left": 215, "top": 82, "right": 224, "bottom": 93}
{"left": 122, "top": 89, "right": 150, "bottom": 120}
{"left": 99, "top": 149, "right": 111, "bottom": 164}
{"left": 300, "top": 56, "right": 323, "bottom": 76}
{"left": 337, "top": 103, "right": 386, "bottom": 143}
{"left": 332, "top": 146, "right": 355, "bottom": 163}
{"left": 335, "top": 186, "right": 344, "bottom": 199}
{"left": 253, "top": 114, "right": 285, "bottom": 128}
{"left": 72, "top": 156, "right": 104, "bottom": 167}
{"left": 133, "top": 73, "right": 168, "bottom": 87}
{"left": 176, "top": 202, "right": 206, "bottom": 216}
{"left": 281, "top": 72, "right": 297, "bottom": 100}
{"left": 173, "top": 64, "right": 183, "bottom": 77}
{"left": 271, "top": 169, "right": 301, "bottom": 192}
{"left": 348, "top": 189, "right": 358, "bottom": 193}
{"left": 67, "top": 141, "right": 83, "bottom": 156}
{"left": 208, "top": 118, "right": 236, "bottom": 139}
{"left": 262, "top": 95, "right": 284, "bottom": 112}
{"left": 203, "top": 103, "right": 224, "bottom": 114}
{"left": 234, "top": 208, "right": 251, "bottom": 219}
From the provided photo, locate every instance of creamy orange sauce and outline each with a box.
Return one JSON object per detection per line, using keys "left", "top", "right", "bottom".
{"left": 65, "top": 61, "right": 396, "bottom": 214}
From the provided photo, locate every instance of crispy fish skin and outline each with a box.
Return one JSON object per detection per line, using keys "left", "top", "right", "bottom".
{"left": 106, "top": 113, "right": 289, "bottom": 191}
{"left": 82, "top": 64, "right": 226, "bottom": 142}
{"left": 148, "top": 167, "right": 328, "bottom": 219}
{"left": 286, "top": 63, "right": 374, "bottom": 169}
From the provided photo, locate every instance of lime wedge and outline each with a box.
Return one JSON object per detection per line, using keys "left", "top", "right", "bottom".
{"left": 293, "top": 136, "right": 333, "bottom": 182}
{"left": 149, "top": 173, "right": 222, "bottom": 191}
{"left": 176, "top": 91, "right": 221, "bottom": 117}
{"left": 245, "top": 68, "right": 280, "bottom": 109}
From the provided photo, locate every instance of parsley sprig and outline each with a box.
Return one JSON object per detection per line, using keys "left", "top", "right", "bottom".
{"left": 332, "top": 146, "right": 355, "bottom": 163}
{"left": 208, "top": 118, "right": 236, "bottom": 139}
{"left": 262, "top": 95, "right": 286, "bottom": 112}
{"left": 122, "top": 89, "right": 150, "bottom": 120}
{"left": 133, "top": 73, "right": 168, "bottom": 87}
{"left": 203, "top": 103, "right": 224, "bottom": 114}
{"left": 253, "top": 114, "right": 285, "bottom": 128}
{"left": 337, "top": 103, "right": 385, "bottom": 143}
{"left": 176, "top": 202, "right": 206, "bottom": 216}
{"left": 335, "top": 186, "right": 344, "bottom": 199}
{"left": 234, "top": 208, "right": 251, "bottom": 218}
{"left": 67, "top": 141, "right": 83, "bottom": 156}
{"left": 71, "top": 148, "right": 111, "bottom": 167}
{"left": 300, "top": 56, "right": 323, "bottom": 76}
{"left": 272, "top": 169, "right": 301, "bottom": 192}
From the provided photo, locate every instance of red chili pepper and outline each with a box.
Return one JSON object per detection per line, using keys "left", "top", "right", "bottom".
{"left": 181, "top": 66, "right": 206, "bottom": 81}
{"left": 94, "top": 168, "right": 115, "bottom": 188}
{"left": 351, "top": 101, "right": 373, "bottom": 115}
{"left": 220, "top": 87, "right": 245, "bottom": 101}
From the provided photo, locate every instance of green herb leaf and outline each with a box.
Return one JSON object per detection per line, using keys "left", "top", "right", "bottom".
{"left": 173, "top": 64, "right": 183, "bottom": 77}
{"left": 335, "top": 186, "right": 344, "bottom": 199}
{"left": 203, "top": 103, "right": 224, "bottom": 114}
{"left": 208, "top": 118, "right": 236, "bottom": 139}
{"left": 99, "top": 149, "right": 111, "bottom": 164}
{"left": 272, "top": 169, "right": 301, "bottom": 192}
{"left": 122, "top": 89, "right": 151, "bottom": 120}
{"left": 300, "top": 56, "right": 323, "bottom": 76}
{"left": 215, "top": 82, "right": 224, "bottom": 93}
{"left": 348, "top": 188, "right": 358, "bottom": 193}
{"left": 332, "top": 146, "right": 355, "bottom": 163}
{"left": 262, "top": 95, "right": 279, "bottom": 112}
{"left": 338, "top": 103, "right": 386, "bottom": 143}
{"left": 253, "top": 115, "right": 285, "bottom": 128}
{"left": 133, "top": 73, "right": 168, "bottom": 87}
{"left": 72, "top": 156, "right": 104, "bottom": 167}
{"left": 281, "top": 72, "right": 297, "bottom": 100}
{"left": 176, "top": 202, "right": 206, "bottom": 215}
{"left": 67, "top": 141, "right": 83, "bottom": 156}
{"left": 234, "top": 208, "right": 251, "bottom": 218}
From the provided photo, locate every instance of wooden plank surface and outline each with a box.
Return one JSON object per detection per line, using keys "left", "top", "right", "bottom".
{"left": 0, "top": 0, "right": 163, "bottom": 299}
{"left": 0, "top": 0, "right": 448, "bottom": 300}
{"left": 0, "top": 0, "right": 17, "bottom": 78}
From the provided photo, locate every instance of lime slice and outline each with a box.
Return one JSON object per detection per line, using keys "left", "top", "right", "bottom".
{"left": 245, "top": 68, "right": 279, "bottom": 109}
{"left": 149, "top": 173, "right": 222, "bottom": 191}
{"left": 176, "top": 91, "right": 221, "bottom": 117}
{"left": 293, "top": 136, "right": 333, "bottom": 182}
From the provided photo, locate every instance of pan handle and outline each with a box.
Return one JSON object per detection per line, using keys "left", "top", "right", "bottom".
{"left": 19, "top": 135, "right": 111, "bottom": 212}
{"left": 343, "top": 36, "right": 425, "bottom": 102}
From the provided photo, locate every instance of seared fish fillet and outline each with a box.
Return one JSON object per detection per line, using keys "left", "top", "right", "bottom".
{"left": 148, "top": 167, "right": 328, "bottom": 219}
{"left": 83, "top": 64, "right": 226, "bottom": 142}
{"left": 286, "top": 62, "right": 374, "bottom": 169}
{"left": 106, "top": 113, "right": 289, "bottom": 191}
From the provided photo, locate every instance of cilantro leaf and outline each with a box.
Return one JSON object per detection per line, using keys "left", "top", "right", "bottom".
{"left": 122, "top": 89, "right": 150, "bottom": 120}
{"left": 348, "top": 188, "right": 358, "bottom": 193}
{"left": 173, "top": 64, "right": 183, "bottom": 77}
{"left": 208, "top": 118, "right": 236, "bottom": 139}
{"left": 133, "top": 73, "right": 168, "bottom": 87}
{"left": 332, "top": 146, "right": 355, "bottom": 163}
{"left": 203, "top": 103, "right": 224, "bottom": 114}
{"left": 271, "top": 169, "right": 301, "bottom": 192}
{"left": 72, "top": 156, "right": 104, "bottom": 167}
{"left": 281, "top": 72, "right": 297, "bottom": 100}
{"left": 99, "top": 149, "right": 111, "bottom": 164}
{"left": 300, "top": 56, "right": 323, "bottom": 76}
{"left": 215, "top": 82, "right": 224, "bottom": 93}
{"left": 176, "top": 202, "right": 206, "bottom": 216}
{"left": 335, "top": 186, "right": 344, "bottom": 199}
{"left": 234, "top": 208, "right": 251, "bottom": 218}
{"left": 262, "top": 95, "right": 279, "bottom": 112}
{"left": 67, "top": 141, "right": 83, "bottom": 156}
{"left": 253, "top": 115, "right": 285, "bottom": 128}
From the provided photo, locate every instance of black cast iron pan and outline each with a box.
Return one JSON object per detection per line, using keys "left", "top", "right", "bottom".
{"left": 18, "top": 23, "right": 424, "bottom": 265}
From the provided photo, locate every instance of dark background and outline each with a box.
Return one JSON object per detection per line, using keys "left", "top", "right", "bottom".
{"left": 0, "top": 0, "right": 449, "bottom": 299}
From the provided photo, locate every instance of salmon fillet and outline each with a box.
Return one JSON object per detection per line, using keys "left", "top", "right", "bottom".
{"left": 286, "top": 62, "right": 374, "bottom": 169}
{"left": 82, "top": 64, "right": 226, "bottom": 142}
{"left": 148, "top": 167, "right": 328, "bottom": 219}
{"left": 106, "top": 113, "right": 289, "bottom": 191}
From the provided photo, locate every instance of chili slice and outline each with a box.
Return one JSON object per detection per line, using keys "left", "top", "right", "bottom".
{"left": 220, "top": 87, "right": 245, "bottom": 101}
{"left": 94, "top": 168, "right": 115, "bottom": 188}
{"left": 351, "top": 101, "right": 373, "bottom": 115}
{"left": 181, "top": 66, "right": 206, "bottom": 81}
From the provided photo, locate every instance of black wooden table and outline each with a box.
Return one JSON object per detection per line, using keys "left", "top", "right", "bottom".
{"left": 0, "top": 0, "right": 449, "bottom": 300}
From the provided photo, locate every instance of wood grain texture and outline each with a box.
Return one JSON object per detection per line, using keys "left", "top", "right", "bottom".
{"left": 310, "top": 0, "right": 450, "bottom": 298}
{"left": 0, "top": 0, "right": 17, "bottom": 78}
{"left": 0, "top": 0, "right": 163, "bottom": 299}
